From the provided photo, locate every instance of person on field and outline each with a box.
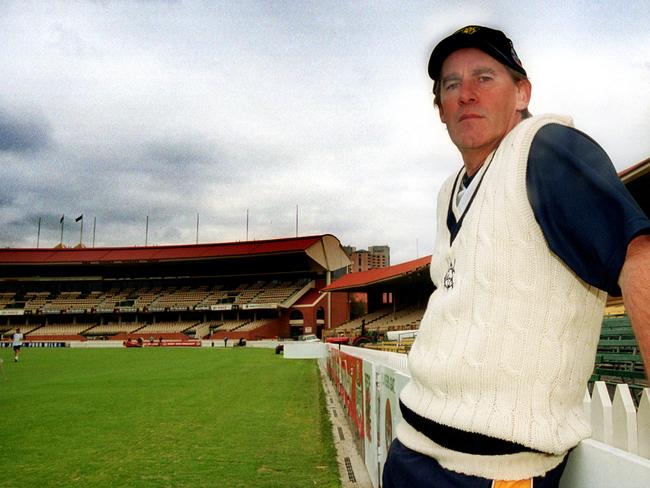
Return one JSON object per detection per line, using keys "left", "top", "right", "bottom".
{"left": 12, "top": 327, "right": 24, "bottom": 362}
{"left": 382, "top": 25, "right": 650, "bottom": 488}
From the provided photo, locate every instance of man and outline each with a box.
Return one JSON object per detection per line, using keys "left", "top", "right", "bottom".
{"left": 12, "top": 327, "right": 24, "bottom": 362}
{"left": 383, "top": 25, "right": 650, "bottom": 487}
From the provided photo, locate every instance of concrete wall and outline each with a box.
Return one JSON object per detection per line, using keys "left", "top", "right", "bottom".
{"left": 283, "top": 342, "right": 327, "bottom": 359}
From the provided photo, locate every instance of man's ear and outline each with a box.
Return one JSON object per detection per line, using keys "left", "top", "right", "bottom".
{"left": 515, "top": 78, "right": 532, "bottom": 112}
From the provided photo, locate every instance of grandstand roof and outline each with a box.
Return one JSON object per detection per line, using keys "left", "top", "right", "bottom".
{"left": 619, "top": 157, "right": 650, "bottom": 217}
{"left": 321, "top": 255, "right": 431, "bottom": 292}
{"left": 0, "top": 234, "right": 351, "bottom": 273}
{"left": 293, "top": 289, "right": 326, "bottom": 307}
{"left": 619, "top": 157, "right": 650, "bottom": 183}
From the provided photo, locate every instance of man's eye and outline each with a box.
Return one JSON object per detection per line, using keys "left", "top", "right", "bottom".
{"left": 478, "top": 76, "right": 492, "bottom": 83}
{"left": 444, "top": 82, "right": 460, "bottom": 90}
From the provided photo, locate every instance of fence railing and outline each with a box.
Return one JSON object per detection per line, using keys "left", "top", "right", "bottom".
{"left": 325, "top": 344, "right": 650, "bottom": 488}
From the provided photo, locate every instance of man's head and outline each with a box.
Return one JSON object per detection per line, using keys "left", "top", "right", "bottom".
{"left": 428, "top": 26, "right": 532, "bottom": 168}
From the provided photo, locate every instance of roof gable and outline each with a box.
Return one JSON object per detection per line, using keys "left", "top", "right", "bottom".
{"left": 322, "top": 255, "right": 431, "bottom": 292}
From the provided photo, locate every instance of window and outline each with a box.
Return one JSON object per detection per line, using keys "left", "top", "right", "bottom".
{"left": 290, "top": 310, "right": 303, "bottom": 320}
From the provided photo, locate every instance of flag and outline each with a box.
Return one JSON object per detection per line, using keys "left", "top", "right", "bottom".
{"left": 60, "top": 215, "right": 64, "bottom": 224}
{"left": 75, "top": 215, "right": 83, "bottom": 222}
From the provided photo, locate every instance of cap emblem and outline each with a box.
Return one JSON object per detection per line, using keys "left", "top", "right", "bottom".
{"left": 459, "top": 26, "right": 479, "bottom": 35}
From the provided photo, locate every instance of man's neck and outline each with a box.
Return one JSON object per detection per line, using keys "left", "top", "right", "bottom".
{"left": 461, "top": 148, "right": 495, "bottom": 176}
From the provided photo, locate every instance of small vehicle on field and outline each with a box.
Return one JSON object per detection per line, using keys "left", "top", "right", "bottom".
{"left": 298, "top": 334, "right": 320, "bottom": 342}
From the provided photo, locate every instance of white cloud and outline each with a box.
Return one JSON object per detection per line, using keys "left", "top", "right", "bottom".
{"left": 1, "top": 0, "right": 649, "bottom": 265}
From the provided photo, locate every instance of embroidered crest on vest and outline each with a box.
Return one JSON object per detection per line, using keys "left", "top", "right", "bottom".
{"left": 443, "top": 260, "right": 455, "bottom": 289}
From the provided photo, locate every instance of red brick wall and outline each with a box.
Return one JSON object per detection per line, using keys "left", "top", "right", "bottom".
{"left": 328, "top": 291, "right": 350, "bottom": 328}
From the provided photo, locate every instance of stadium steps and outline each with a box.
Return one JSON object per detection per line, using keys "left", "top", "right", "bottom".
{"left": 591, "top": 315, "right": 647, "bottom": 397}
{"left": 279, "top": 280, "right": 315, "bottom": 308}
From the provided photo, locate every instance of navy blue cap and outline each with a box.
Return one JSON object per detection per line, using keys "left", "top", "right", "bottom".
{"left": 428, "top": 25, "right": 526, "bottom": 81}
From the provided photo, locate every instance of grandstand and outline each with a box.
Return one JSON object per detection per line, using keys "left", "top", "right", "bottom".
{"left": 322, "top": 255, "right": 432, "bottom": 348}
{"left": 1, "top": 159, "right": 647, "bottom": 354}
{"left": 0, "top": 235, "right": 350, "bottom": 343}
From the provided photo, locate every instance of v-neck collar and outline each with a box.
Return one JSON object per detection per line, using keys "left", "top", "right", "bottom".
{"left": 446, "top": 149, "right": 498, "bottom": 245}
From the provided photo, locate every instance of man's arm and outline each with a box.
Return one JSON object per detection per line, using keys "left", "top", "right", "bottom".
{"left": 527, "top": 124, "right": 650, "bottom": 296}
{"left": 619, "top": 234, "right": 650, "bottom": 369}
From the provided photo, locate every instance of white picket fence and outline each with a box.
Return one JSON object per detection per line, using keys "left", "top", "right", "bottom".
{"left": 586, "top": 382, "right": 650, "bottom": 457}
{"left": 558, "top": 382, "right": 650, "bottom": 488}
{"left": 325, "top": 344, "right": 650, "bottom": 488}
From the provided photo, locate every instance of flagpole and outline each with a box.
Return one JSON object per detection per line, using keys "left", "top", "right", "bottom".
{"left": 145, "top": 216, "right": 149, "bottom": 246}
{"left": 36, "top": 217, "right": 41, "bottom": 248}
{"left": 79, "top": 217, "right": 83, "bottom": 246}
{"left": 60, "top": 215, "right": 64, "bottom": 246}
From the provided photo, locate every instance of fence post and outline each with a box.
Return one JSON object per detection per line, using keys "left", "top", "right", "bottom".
{"left": 591, "top": 381, "right": 613, "bottom": 444}
{"left": 582, "top": 388, "right": 591, "bottom": 425}
{"left": 638, "top": 388, "right": 650, "bottom": 458}
{"left": 612, "top": 383, "right": 638, "bottom": 454}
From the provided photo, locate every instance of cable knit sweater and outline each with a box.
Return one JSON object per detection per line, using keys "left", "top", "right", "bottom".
{"left": 397, "top": 114, "right": 607, "bottom": 479}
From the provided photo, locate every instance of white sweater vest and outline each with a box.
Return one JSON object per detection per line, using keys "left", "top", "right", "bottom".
{"left": 398, "top": 115, "right": 607, "bottom": 479}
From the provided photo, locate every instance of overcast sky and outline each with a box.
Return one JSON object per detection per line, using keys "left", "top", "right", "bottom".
{"left": 2, "top": 0, "right": 649, "bottom": 265}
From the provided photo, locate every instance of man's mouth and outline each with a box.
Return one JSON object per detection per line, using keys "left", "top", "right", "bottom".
{"left": 459, "top": 114, "right": 483, "bottom": 122}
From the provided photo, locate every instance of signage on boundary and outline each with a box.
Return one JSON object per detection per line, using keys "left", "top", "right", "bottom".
{"left": 242, "top": 303, "right": 276, "bottom": 310}
{"left": 0, "top": 309, "right": 24, "bottom": 316}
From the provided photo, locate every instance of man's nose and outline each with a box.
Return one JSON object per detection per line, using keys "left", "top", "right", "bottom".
{"left": 458, "top": 82, "right": 477, "bottom": 104}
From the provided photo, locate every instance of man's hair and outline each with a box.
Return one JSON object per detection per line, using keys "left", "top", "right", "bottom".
{"left": 433, "top": 66, "right": 532, "bottom": 119}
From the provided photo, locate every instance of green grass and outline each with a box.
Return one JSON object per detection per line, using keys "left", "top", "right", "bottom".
{"left": 0, "top": 347, "right": 340, "bottom": 488}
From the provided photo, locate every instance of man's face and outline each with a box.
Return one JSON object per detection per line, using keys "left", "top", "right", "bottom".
{"left": 438, "top": 48, "right": 530, "bottom": 162}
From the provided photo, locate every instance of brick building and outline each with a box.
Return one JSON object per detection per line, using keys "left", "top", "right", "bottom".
{"left": 343, "top": 245, "right": 390, "bottom": 273}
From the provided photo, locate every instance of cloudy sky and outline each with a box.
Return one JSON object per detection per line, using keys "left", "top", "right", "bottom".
{"left": 2, "top": 0, "right": 649, "bottom": 265}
